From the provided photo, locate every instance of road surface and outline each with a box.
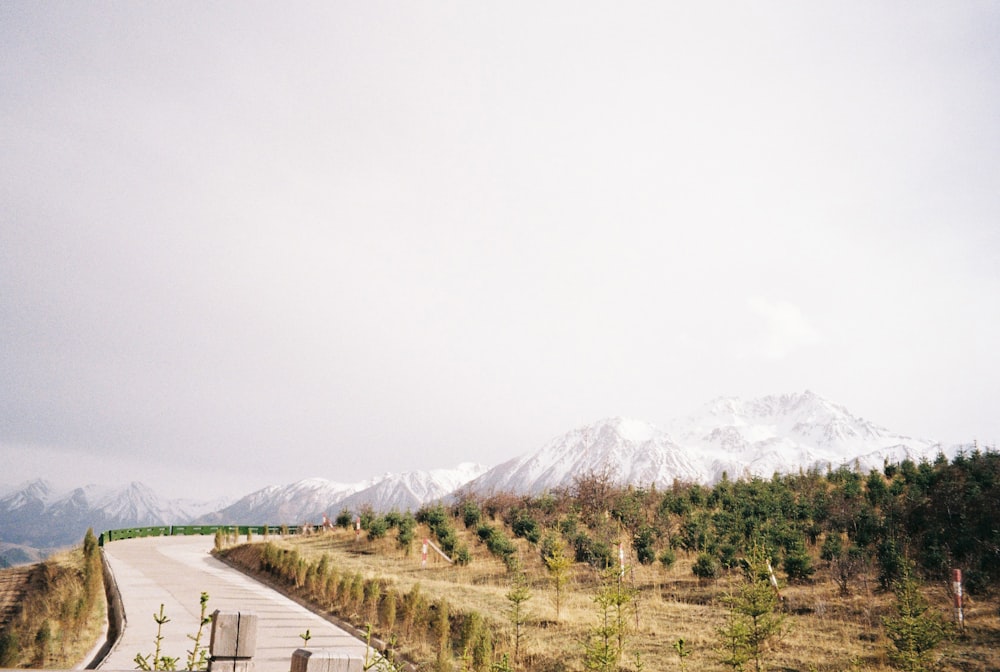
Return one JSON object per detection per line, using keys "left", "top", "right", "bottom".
{"left": 98, "top": 535, "right": 370, "bottom": 671}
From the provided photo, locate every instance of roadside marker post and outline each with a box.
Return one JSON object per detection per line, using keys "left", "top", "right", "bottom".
{"left": 953, "top": 568, "right": 964, "bottom": 630}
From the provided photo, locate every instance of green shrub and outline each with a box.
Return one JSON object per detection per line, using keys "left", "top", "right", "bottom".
{"left": 486, "top": 529, "right": 516, "bottom": 557}
{"left": 692, "top": 552, "right": 720, "bottom": 581}
{"left": 461, "top": 501, "right": 482, "bottom": 528}
{"left": 397, "top": 513, "right": 416, "bottom": 552}
{"left": 454, "top": 545, "right": 472, "bottom": 566}
{"left": 511, "top": 512, "right": 541, "bottom": 544}
{"left": 573, "top": 533, "right": 615, "bottom": 569}
{"left": 384, "top": 510, "right": 403, "bottom": 528}
{"left": 634, "top": 525, "right": 657, "bottom": 565}
{"left": 367, "top": 517, "right": 389, "bottom": 540}
{"left": 659, "top": 547, "right": 676, "bottom": 568}
{"left": 783, "top": 541, "right": 815, "bottom": 582}
{"left": 718, "top": 543, "right": 739, "bottom": 569}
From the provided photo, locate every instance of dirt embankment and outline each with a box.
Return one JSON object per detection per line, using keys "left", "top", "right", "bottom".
{"left": 0, "top": 566, "right": 33, "bottom": 629}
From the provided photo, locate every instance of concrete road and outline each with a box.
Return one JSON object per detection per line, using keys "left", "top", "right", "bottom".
{"left": 98, "top": 535, "right": 370, "bottom": 672}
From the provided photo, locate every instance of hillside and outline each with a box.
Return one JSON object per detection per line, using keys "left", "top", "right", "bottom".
{"left": 0, "top": 531, "right": 105, "bottom": 668}
{"left": 217, "top": 448, "right": 1000, "bottom": 672}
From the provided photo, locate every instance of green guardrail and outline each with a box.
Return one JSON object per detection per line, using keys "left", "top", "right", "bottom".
{"left": 100, "top": 526, "right": 171, "bottom": 543}
{"left": 170, "top": 525, "right": 225, "bottom": 536}
{"left": 99, "top": 524, "right": 305, "bottom": 546}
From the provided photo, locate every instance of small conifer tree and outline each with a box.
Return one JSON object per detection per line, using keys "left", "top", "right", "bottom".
{"left": 543, "top": 540, "right": 572, "bottom": 621}
{"left": 716, "top": 543, "right": 788, "bottom": 672}
{"left": 584, "top": 565, "right": 637, "bottom": 671}
{"left": 506, "top": 572, "right": 532, "bottom": 667}
{"left": 883, "top": 564, "right": 951, "bottom": 672}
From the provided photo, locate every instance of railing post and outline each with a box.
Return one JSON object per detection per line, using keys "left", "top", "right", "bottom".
{"left": 290, "top": 648, "right": 364, "bottom": 672}
{"left": 208, "top": 610, "right": 258, "bottom": 672}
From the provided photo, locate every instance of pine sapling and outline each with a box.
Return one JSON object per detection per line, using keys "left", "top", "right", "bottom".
{"left": 185, "top": 592, "right": 212, "bottom": 671}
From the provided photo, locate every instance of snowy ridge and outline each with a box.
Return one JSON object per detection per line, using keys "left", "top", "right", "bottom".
{"left": 466, "top": 417, "right": 702, "bottom": 495}
{"left": 337, "top": 463, "right": 487, "bottom": 513}
{"left": 199, "top": 477, "right": 373, "bottom": 524}
{"left": 467, "top": 391, "right": 953, "bottom": 495}
{"left": 0, "top": 479, "right": 231, "bottom": 552}
{"left": 670, "top": 390, "right": 944, "bottom": 481}
{"left": 199, "top": 464, "right": 488, "bottom": 523}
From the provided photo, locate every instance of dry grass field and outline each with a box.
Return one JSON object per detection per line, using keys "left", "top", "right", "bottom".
{"left": 0, "top": 546, "right": 105, "bottom": 669}
{"left": 221, "top": 524, "right": 1000, "bottom": 672}
{"left": 0, "top": 566, "right": 33, "bottom": 632}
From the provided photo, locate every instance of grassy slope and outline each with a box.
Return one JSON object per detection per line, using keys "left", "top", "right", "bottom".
{"left": 0, "top": 546, "right": 106, "bottom": 669}
{"left": 220, "top": 524, "right": 1000, "bottom": 672}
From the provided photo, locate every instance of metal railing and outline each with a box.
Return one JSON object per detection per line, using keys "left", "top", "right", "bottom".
{"left": 99, "top": 525, "right": 303, "bottom": 545}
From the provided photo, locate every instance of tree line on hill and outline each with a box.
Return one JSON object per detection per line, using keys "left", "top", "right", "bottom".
{"left": 365, "top": 448, "right": 998, "bottom": 596}
{"left": 288, "top": 449, "right": 1000, "bottom": 671}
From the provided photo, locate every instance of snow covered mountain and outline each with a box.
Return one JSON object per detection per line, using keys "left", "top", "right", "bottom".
{"left": 336, "top": 463, "right": 487, "bottom": 513}
{"left": 466, "top": 391, "right": 952, "bottom": 495}
{"left": 0, "top": 464, "right": 486, "bottom": 561}
{"left": 201, "top": 463, "right": 488, "bottom": 523}
{"left": 0, "top": 479, "right": 223, "bottom": 553}
{"left": 198, "top": 477, "right": 373, "bottom": 524}
{"left": 465, "top": 418, "right": 702, "bottom": 495}
{"left": 669, "top": 390, "right": 945, "bottom": 482}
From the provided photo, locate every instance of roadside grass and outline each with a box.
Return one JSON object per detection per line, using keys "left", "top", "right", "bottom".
{"left": 219, "top": 524, "right": 1000, "bottom": 672}
{"left": 0, "top": 533, "right": 105, "bottom": 669}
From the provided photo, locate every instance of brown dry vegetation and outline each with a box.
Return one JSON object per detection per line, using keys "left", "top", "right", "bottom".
{"left": 0, "top": 531, "right": 105, "bottom": 669}
{"left": 219, "top": 523, "right": 1000, "bottom": 672}
{"left": 0, "top": 567, "right": 33, "bottom": 632}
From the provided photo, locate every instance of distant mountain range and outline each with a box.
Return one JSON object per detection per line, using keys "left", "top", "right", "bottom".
{"left": 0, "top": 480, "right": 227, "bottom": 566}
{"left": 0, "top": 391, "right": 961, "bottom": 565}
{"left": 197, "top": 463, "right": 485, "bottom": 525}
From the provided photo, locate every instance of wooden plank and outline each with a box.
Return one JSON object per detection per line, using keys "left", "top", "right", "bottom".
{"left": 209, "top": 610, "right": 259, "bottom": 659}
{"left": 289, "top": 648, "right": 364, "bottom": 672}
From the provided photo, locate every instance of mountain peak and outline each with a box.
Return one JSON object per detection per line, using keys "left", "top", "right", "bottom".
{"left": 607, "top": 417, "right": 658, "bottom": 442}
{"left": 467, "top": 415, "right": 701, "bottom": 495}
{"left": 18, "top": 478, "right": 54, "bottom": 499}
{"left": 692, "top": 391, "right": 852, "bottom": 426}
{"left": 470, "top": 392, "right": 947, "bottom": 496}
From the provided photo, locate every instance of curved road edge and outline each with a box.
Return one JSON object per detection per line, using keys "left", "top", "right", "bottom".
{"left": 85, "top": 536, "right": 405, "bottom": 672}
{"left": 79, "top": 549, "right": 125, "bottom": 670}
{"left": 211, "top": 548, "right": 414, "bottom": 672}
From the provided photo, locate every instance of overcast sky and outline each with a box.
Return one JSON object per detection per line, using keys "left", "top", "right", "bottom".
{"left": 2, "top": 2, "right": 998, "bottom": 500}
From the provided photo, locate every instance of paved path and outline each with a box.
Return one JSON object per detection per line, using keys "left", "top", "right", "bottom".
{"left": 98, "top": 536, "right": 369, "bottom": 672}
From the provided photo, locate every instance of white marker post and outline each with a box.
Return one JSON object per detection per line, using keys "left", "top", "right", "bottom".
{"left": 618, "top": 543, "right": 625, "bottom": 578}
{"left": 952, "top": 569, "right": 964, "bottom": 630}
{"left": 767, "top": 561, "right": 781, "bottom": 600}
{"left": 422, "top": 539, "right": 429, "bottom": 567}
